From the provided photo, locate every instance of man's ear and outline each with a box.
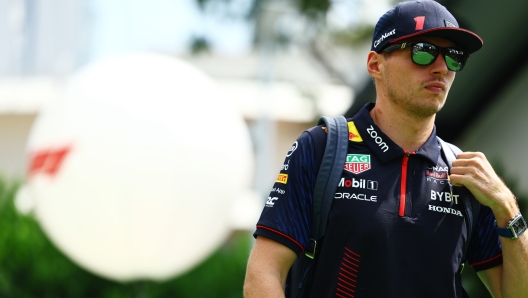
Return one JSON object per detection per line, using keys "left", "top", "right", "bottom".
{"left": 367, "top": 51, "right": 383, "bottom": 80}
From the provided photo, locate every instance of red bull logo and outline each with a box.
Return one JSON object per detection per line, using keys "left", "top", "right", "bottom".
{"left": 348, "top": 122, "right": 363, "bottom": 142}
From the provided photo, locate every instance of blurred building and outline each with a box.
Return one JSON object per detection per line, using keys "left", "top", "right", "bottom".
{"left": 0, "top": 77, "right": 60, "bottom": 178}
{"left": 0, "top": 0, "right": 92, "bottom": 76}
{"left": 0, "top": 0, "right": 91, "bottom": 178}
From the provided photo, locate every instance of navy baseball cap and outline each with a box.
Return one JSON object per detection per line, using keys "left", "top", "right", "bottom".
{"left": 371, "top": 0, "right": 483, "bottom": 54}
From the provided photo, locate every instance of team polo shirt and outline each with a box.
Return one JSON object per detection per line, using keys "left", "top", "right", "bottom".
{"left": 255, "top": 102, "right": 503, "bottom": 298}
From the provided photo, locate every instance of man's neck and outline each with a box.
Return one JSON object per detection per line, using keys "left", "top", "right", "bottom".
{"left": 369, "top": 100, "right": 435, "bottom": 152}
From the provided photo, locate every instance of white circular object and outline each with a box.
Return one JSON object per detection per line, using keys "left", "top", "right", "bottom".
{"left": 23, "top": 52, "right": 253, "bottom": 281}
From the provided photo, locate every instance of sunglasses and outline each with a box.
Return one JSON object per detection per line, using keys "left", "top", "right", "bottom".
{"left": 382, "top": 42, "right": 468, "bottom": 72}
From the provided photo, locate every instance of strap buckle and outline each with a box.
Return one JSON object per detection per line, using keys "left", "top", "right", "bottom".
{"left": 305, "top": 239, "right": 317, "bottom": 259}
{"left": 458, "top": 263, "right": 465, "bottom": 274}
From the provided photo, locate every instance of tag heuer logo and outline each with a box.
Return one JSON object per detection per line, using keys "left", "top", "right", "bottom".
{"left": 344, "top": 154, "right": 371, "bottom": 174}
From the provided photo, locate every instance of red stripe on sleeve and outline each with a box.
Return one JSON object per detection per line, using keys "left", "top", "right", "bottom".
{"left": 256, "top": 225, "right": 304, "bottom": 252}
{"left": 470, "top": 253, "right": 503, "bottom": 267}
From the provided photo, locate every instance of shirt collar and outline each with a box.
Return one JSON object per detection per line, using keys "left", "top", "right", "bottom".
{"left": 352, "top": 102, "right": 440, "bottom": 165}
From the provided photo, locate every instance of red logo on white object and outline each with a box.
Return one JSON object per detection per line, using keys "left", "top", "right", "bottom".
{"left": 29, "top": 147, "right": 71, "bottom": 178}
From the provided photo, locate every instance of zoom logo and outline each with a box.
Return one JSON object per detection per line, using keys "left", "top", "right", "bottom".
{"left": 366, "top": 125, "right": 389, "bottom": 152}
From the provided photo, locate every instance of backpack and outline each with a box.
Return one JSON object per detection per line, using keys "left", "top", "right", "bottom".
{"left": 285, "top": 116, "right": 480, "bottom": 298}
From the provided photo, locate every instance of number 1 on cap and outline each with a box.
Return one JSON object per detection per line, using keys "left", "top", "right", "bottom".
{"left": 414, "top": 16, "right": 425, "bottom": 30}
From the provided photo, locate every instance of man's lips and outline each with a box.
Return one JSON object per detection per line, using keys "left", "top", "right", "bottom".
{"left": 424, "top": 81, "right": 446, "bottom": 93}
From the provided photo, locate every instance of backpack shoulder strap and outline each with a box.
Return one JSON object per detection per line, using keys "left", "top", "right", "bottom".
{"left": 305, "top": 115, "right": 349, "bottom": 258}
{"left": 285, "top": 116, "right": 349, "bottom": 298}
{"left": 437, "top": 137, "right": 480, "bottom": 272}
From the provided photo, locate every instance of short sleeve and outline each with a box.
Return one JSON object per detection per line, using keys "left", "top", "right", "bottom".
{"left": 254, "top": 131, "right": 318, "bottom": 255}
{"left": 466, "top": 205, "right": 503, "bottom": 272}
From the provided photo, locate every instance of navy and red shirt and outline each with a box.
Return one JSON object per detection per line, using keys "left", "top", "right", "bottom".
{"left": 254, "top": 102, "right": 502, "bottom": 298}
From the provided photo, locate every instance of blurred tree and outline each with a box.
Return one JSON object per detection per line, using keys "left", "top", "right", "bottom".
{"left": 192, "top": 0, "right": 377, "bottom": 87}
{"left": 0, "top": 179, "right": 250, "bottom": 298}
{"left": 296, "top": 0, "right": 330, "bottom": 18}
{"left": 190, "top": 35, "right": 212, "bottom": 54}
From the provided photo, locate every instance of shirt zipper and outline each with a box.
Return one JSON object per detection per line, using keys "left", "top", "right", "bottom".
{"left": 399, "top": 151, "right": 415, "bottom": 217}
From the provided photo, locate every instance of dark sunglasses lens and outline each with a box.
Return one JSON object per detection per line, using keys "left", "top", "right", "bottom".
{"left": 411, "top": 43, "right": 437, "bottom": 65}
{"left": 445, "top": 48, "right": 465, "bottom": 71}
{"left": 411, "top": 43, "right": 466, "bottom": 71}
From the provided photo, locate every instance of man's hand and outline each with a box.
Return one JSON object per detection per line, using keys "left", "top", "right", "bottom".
{"left": 450, "top": 151, "right": 528, "bottom": 298}
{"left": 449, "top": 151, "right": 518, "bottom": 223}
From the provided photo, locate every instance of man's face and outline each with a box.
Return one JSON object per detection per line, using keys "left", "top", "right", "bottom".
{"left": 379, "top": 36, "right": 458, "bottom": 119}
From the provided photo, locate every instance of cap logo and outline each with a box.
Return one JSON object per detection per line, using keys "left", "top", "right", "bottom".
{"left": 444, "top": 20, "right": 457, "bottom": 28}
{"left": 373, "top": 29, "right": 396, "bottom": 48}
{"left": 414, "top": 16, "right": 425, "bottom": 30}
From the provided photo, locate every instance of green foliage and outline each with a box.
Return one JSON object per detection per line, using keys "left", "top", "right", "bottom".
{"left": 490, "top": 157, "right": 528, "bottom": 210}
{"left": 196, "top": 0, "right": 329, "bottom": 19}
{"left": 195, "top": 0, "right": 232, "bottom": 11}
{"left": 190, "top": 36, "right": 212, "bottom": 55}
{"left": 296, "top": 0, "right": 330, "bottom": 18}
{"left": 0, "top": 180, "right": 250, "bottom": 298}
{"left": 461, "top": 265, "right": 491, "bottom": 297}
{"left": 328, "top": 24, "right": 376, "bottom": 46}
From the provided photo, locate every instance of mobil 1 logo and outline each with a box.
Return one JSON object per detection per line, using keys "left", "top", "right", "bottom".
{"left": 338, "top": 178, "right": 378, "bottom": 190}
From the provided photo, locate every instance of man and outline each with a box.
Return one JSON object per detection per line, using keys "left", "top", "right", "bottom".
{"left": 244, "top": 1, "right": 528, "bottom": 297}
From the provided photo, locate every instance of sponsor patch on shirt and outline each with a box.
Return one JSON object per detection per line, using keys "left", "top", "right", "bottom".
{"left": 343, "top": 154, "right": 371, "bottom": 174}
{"left": 276, "top": 173, "right": 288, "bottom": 184}
{"left": 348, "top": 122, "right": 363, "bottom": 142}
